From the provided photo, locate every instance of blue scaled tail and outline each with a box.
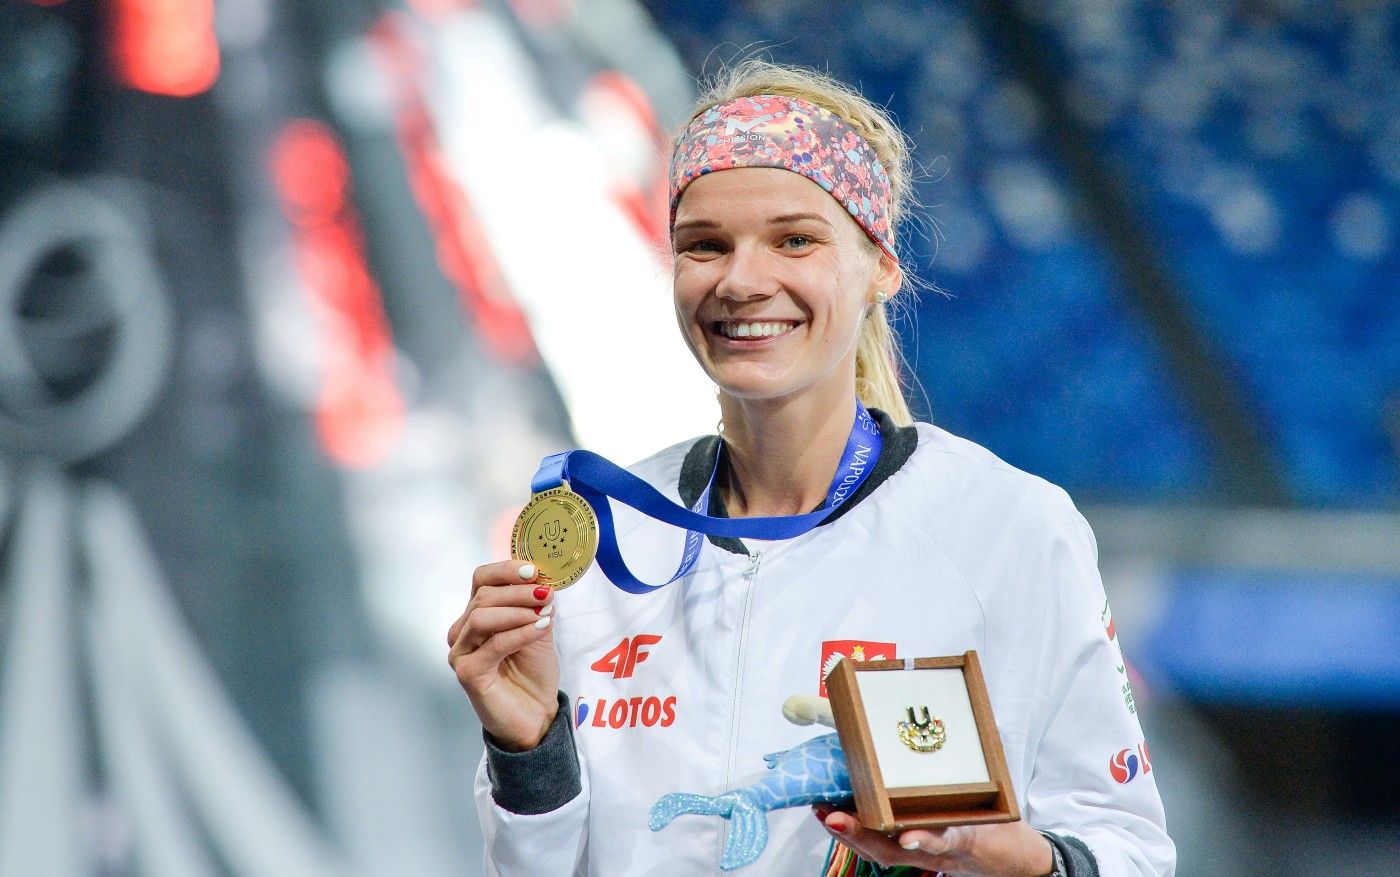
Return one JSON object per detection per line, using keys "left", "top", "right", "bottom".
{"left": 650, "top": 733, "right": 851, "bottom": 870}
{"left": 648, "top": 789, "right": 768, "bottom": 871}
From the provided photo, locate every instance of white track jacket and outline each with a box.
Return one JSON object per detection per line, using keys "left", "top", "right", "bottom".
{"left": 476, "top": 421, "right": 1175, "bottom": 876}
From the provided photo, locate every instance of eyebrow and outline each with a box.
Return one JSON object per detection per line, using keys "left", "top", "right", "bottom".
{"left": 672, "top": 219, "right": 720, "bottom": 234}
{"left": 769, "top": 213, "right": 833, "bottom": 227}
{"left": 672, "top": 213, "right": 834, "bottom": 234}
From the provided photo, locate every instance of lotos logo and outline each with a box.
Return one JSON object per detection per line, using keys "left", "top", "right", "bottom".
{"left": 575, "top": 695, "right": 677, "bottom": 730}
{"left": 819, "top": 639, "right": 896, "bottom": 697}
{"left": 1109, "top": 742, "right": 1153, "bottom": 784}
{"left": 591, "top": 634, "right": 662, "bottom": 679}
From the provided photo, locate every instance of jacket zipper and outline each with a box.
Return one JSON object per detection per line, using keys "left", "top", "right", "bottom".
{"left": 717, "top": 550, "right": 761, "bottom": 870}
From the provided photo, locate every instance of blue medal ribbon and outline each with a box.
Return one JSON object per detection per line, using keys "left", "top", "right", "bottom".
{"left": 529, "top": 401, "right": 883, "bottom": 594}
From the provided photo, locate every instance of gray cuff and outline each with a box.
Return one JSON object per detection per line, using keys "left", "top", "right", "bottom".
{"left": 1043, "top": 832, "right": 1098, "bottom": 877}
{"left": 483, "top": 692, "right": 582, "bottom": 815}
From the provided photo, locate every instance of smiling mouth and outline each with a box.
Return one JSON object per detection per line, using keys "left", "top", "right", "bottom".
{"left": 712, "top": 320, "right": 799, "bottom": 340}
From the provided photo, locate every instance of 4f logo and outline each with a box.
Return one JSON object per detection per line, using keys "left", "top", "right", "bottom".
{"left": 591, "top": 634, "right": 662, "bottom": 679}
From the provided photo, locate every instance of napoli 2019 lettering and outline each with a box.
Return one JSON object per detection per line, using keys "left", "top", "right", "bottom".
{"left": 829, "top": 443, "right": 872, "bottom": 508}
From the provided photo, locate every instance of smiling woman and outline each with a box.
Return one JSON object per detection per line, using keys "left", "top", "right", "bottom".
{"left": 449, "top": 59, "right": 1175, "bottom": 877}
{"left": 671, "top": 167, "right": 898, "bottom": 465}
{"left": 674, "top": 65, "right": 917, "bottom": 429}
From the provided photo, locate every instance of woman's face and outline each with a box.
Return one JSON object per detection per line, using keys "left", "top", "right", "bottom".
{"left": 671, "top": 167, "right": 898, "bottom": 406}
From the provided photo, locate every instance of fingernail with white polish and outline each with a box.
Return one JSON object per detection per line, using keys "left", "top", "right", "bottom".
{"left": 901, "top": 841, "right": 921, "bottom": 851}
{"left": 539, "top": 604, "right": 554, "bottom": 617}
{"left": 519, "top": 563, "right": 536, "bottom": 580}
{"left": 534, "top": 614, "right": 552, "bottom": 630}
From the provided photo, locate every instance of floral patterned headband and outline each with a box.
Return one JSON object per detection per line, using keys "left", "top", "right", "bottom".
{"left": 668, "top": 94, "right": 897, "bottom": 261}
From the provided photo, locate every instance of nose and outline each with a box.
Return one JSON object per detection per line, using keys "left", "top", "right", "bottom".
{"left": 715, "top": 243, "right": 774, "bottom": 302}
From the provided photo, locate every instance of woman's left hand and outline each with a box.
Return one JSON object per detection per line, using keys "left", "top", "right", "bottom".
{"left": 813, "top": 806, "right": 1054, "bottom": 876}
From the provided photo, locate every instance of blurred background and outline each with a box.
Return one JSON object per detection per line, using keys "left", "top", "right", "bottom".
{"left": 0, "top": 0, "right": 1396, "bottom": 874}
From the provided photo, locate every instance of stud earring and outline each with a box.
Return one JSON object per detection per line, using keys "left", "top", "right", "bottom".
{"left": 874, "top": 290, "right": 889, "bottom": 305}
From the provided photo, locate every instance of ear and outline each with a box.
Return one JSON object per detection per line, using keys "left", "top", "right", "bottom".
{"left": 873, "top": 253, "right": 903, "bottom": 299}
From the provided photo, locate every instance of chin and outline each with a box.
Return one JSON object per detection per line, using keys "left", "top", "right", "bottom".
{"left": 707, "top": 367, "right": 790, "bottom": 399}
{"left": 714, "top": 380, "right": 810, "bottom": 405}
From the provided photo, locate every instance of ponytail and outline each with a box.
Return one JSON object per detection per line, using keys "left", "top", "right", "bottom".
{"left": 856, "top": 302, "right": 913, "bottom": 426}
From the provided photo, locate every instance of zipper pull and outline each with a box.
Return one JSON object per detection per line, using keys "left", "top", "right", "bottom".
{"left": 742, "top": 551, "right": 761, "bottom": 580}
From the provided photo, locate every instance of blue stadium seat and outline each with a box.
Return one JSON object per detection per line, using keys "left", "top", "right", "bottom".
{"left": 645, "top": 0, "right": 1398, "bottom": 506}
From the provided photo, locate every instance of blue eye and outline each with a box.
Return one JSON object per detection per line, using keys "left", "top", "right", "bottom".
{"left": 784, "top": 235, "right": 812, "bottom": 249}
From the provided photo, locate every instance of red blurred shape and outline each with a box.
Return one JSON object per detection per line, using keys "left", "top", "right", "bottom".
{"left": 581, "top": 71, "right": 671, "bottom": 261}
{"left": 110, "top": 0, "right": 220, "bottom": 97}
{"left": 270, "top": 119, "right": 405, "bottom": 468}
{"left": 406, "top": 0, "right": 477, "bottom": 22}
{"left": 610, "top": 182, "right": 668, "bottom": 259}
{"left": 586, "top": 70, "right": 659, "bottom": 136}
{"left": 369, "top": 13, "right": 538, "bottom": 366}
{"left": 507, "top": 0, "right": 572, "bottom": 29}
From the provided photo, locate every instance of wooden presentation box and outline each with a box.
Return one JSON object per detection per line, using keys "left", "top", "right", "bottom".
{"left": 826, "top": 650, "right": 1019, "bottom": 833}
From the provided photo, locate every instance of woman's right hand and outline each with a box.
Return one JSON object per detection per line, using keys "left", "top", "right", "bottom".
{"left": 448, "top": 560, "right": 560, "bottom": 751}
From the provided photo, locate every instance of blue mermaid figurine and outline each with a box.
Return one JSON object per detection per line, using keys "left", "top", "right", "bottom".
{"left": 648, "top": 695, "right": 853, "bottom": 871}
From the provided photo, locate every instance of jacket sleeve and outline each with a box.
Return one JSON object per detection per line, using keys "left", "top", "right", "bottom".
{"left": 1000, "top": 491, "right": 1177, "bottom": 877}
{"left": 474, "top": 692, "right": 590, "bottom": 875}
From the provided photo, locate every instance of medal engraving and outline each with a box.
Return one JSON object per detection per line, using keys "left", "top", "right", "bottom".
{"left": 511, "top": 486, "right": 599, "bottom": 589}
{"left": 897, "top": 706, "right": 946, "bottom": 753}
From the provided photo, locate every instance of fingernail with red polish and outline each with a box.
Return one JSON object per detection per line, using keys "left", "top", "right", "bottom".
{"left": 532, "top": 586, "right": 551, "bottom": 601}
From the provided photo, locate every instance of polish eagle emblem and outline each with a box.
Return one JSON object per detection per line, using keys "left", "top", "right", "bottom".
{"left": 818, "top": 640, "right": 895, "bottom": 697}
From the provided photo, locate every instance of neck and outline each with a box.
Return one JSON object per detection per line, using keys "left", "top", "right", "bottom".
{"left": 718, "top": 388, "right": 860, "bottom": 518}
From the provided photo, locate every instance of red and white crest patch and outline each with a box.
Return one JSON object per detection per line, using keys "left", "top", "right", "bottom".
{"left": 819, "top": 639, "right": 896, "bottom": 697}
{"left": 1101, "top": 598, "right": 1116, "bottom": 641}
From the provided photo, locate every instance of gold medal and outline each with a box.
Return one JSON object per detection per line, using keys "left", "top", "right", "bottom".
{"left": 511, "top": 486, "right": 599, "bottom": 589}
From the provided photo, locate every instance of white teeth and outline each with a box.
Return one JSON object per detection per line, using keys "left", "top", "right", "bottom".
{"left": 718, "top": 321, "right": 795, "bottom": 339}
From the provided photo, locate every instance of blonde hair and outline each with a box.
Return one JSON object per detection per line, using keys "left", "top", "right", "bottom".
{"left": 685, "top": 59, "right": 916, "bottom": 426}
